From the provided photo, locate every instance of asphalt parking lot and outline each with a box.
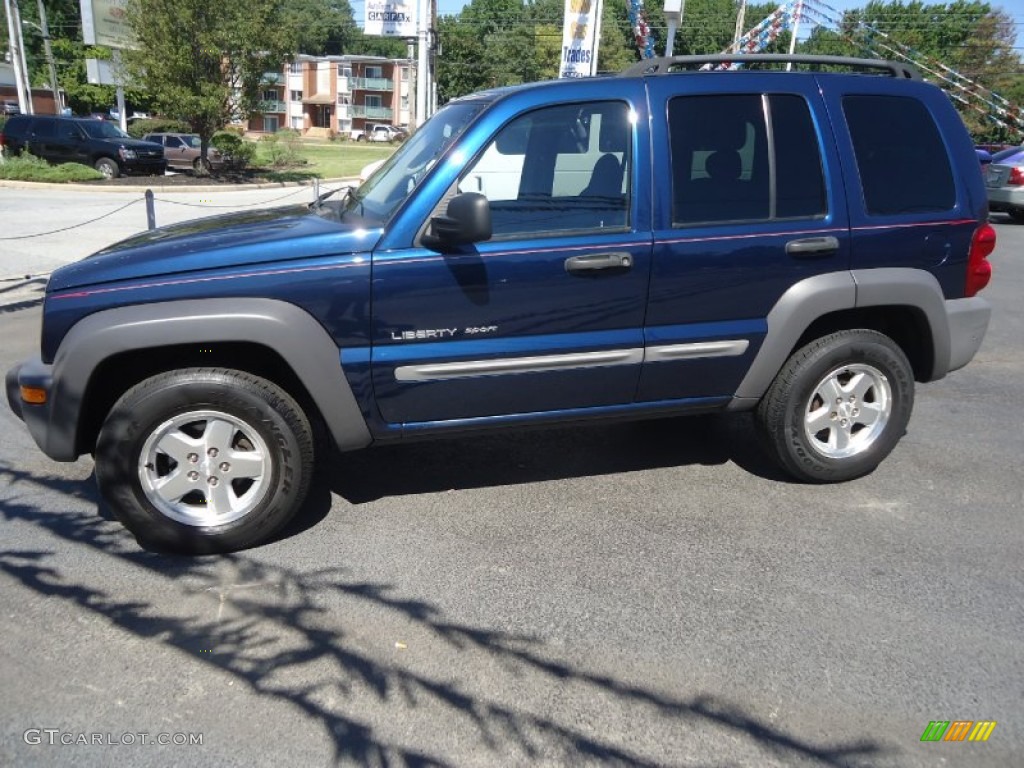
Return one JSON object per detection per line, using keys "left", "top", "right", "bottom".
{"left": 0, "top": 198, "right": 1021, "bottom": 766}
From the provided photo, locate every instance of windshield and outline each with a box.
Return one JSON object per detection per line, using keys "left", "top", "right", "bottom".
{"left": 81, "top": 121, "right": 130, "bottom": 139}
{"left": 345, "top": 102, "right": 486, "bottom": 223}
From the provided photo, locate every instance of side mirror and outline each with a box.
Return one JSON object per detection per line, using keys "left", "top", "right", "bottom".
{"left": 423, "top": 192, "right": 491, "bottom": 251}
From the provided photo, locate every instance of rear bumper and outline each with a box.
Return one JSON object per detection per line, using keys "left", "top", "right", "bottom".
{"left": 945, "top": 296, "right": 991, "bottom": 373}
{"left": 986, "top": 186, "right": 1024, "bottom": 211}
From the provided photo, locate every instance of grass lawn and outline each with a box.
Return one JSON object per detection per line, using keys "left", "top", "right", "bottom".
{"left": 253, "top": 139, "right": 396, "bottom": 181}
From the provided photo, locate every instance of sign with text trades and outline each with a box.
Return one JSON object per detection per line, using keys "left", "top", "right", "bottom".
{"left": 558, "top": 0, "right": 603, "bottom": 78}
{"left": 80, "top": 0, "right": 134, "bottom": 49}
{"left": 364, "top": 0, "right": 417, "bottom": 37}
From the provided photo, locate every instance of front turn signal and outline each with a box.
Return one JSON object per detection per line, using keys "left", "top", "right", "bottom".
{"left": 20, "top": 386, "right": 47, "bottom": 405}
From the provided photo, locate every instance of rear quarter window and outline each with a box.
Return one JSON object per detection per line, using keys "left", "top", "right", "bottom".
{"left": 843, "top": 95, "right": 955, "bottom": 215}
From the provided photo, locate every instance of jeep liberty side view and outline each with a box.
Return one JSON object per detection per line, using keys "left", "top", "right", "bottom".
{"left": 7, "top": 55, "right": 995, "bottom": 553}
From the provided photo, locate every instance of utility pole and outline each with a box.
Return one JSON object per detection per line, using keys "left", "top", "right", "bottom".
{"left": 415, "top": 0, "right": 429, "bottom": 128}
{"left": 35, "top": 0, "right": 62, "bottom": 112}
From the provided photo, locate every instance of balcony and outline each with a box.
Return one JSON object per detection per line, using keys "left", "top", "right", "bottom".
{"left": 350, "top": 105, "right": 393, "bottom": 119}
{"left": 261, "top": 71, "right": 283, "bottom": 84}
{"left": 259, "top": 100, "right": 287, "bottom": 114}
{"left": 351, "top": 77, "right": 393, "bottom": 92}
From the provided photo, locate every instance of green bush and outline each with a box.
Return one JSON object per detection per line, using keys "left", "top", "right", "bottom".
{"left": 127, "top": 117, "right": 189, "bottom": 139}
{"left": 258, "top": 128, "right": 304, "bottom": 168}
{"left": 0, "top": 152, "right": 104, "bottom": 182}
{"left": 211, "top": 131, "right": 256, "bottom": 169}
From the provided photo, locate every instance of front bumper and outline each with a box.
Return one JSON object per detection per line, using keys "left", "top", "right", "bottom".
{"left": 6, "top": 357, "right": 75, "bottom": 461}
{"left": 123, "top": 158, "right": 167, "bottom": 176}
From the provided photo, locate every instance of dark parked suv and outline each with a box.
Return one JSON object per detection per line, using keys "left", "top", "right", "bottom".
{"left": 0, "top": 115, "right": 165, "bottom": 177}
{"left": 7, "top": 55, "right": 995, "bottom": 553}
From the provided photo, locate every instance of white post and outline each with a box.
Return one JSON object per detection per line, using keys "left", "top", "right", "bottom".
{"left": 786, "top": 1, "right": 802, "bottom": 70}
{"left": 113, "top": 49, "right": 127, "bottom": 132}
{"left": 663, "top": 0, "right": 683, "bottom": 58}
{"left": 590, "top": 0, "right": 603, "bottom": 75}
{"left": 6, "top": 0, "right": 34, "bottom": 114}
{"left": 4, "top": 0, "right": 31, "bottom": 114}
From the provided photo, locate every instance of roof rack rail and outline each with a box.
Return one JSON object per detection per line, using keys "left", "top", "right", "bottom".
{"left": 621, "top": 54, "right": 921, "bottom": 80}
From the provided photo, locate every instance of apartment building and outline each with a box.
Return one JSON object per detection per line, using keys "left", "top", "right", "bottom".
{"left": 247, "top": 55, "right": 413, "bottom": 137}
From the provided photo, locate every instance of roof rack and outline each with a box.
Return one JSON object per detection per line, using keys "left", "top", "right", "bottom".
{"left": 621, "top": 54, "right": 921, "bottom": 80}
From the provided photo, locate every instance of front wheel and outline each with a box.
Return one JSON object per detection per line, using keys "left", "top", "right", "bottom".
{"left": 755, "top": 330, "right": 914, "bottom": 483}
{"left": 95, "top": 368, "right": 315, "bottom": 553}
{"left": 94, "top": 157, "right": 120, "bottom": 179}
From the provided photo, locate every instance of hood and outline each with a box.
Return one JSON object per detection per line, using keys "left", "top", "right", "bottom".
{"left": 48, "top": 204, "right": 381, "bottom": 292}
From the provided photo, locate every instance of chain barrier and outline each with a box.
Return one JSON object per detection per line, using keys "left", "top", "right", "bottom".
{"left": 0, "top": 184, "right": 328, "bottom": 242}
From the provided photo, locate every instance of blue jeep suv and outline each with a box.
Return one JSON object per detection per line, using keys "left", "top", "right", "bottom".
{"left": 6, "top": 55, "right": 995, "bottom": 553}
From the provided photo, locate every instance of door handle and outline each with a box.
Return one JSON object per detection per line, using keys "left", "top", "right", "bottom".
{"left": 565, "top": 252, "right": 633, "bottom": 273}
{"left": 785, "top": 236, "right": 840, "bottom": 257}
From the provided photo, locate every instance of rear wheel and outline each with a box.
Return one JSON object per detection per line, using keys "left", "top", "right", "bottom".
{"left": 1008, "top": 209, "right": 1024, "bottom": 223}
{"left": 755, "top": 330, "right": 914, "bottom": 483}
{"left": 95, "top": 368, "right": 314, "bottom": 553}
{"left": 193, "top": 157, "right": 211, "bottom": 174}
{"left": 94, "top": 157, "right": 119, "bottom": 179}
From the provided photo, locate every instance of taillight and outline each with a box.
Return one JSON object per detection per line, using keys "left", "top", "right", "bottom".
{"left": 966, "top": 223, "right": 995, "bottom": 297}
{"left": 1008, "top": 167, "right": 1024, "bottom": 186}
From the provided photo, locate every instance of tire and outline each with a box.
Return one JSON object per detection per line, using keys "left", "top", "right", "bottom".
{"left": 94, "top": 157, "right": 120, "bottom": 179}
{"left": 1008, "top": 209, "right": 1024, "bottom": 223}
{"left": 95, "top": 368, "right": 315, "bottom": 553}
{"left": 755, "top": 330, "right": 914, "bottom": 483}
{"left": 193, "top": 157, "right": 211, "bottom": 174}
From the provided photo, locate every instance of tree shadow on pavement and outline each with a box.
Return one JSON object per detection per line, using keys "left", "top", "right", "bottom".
{"left": 0, "top": 462, "right": 887, "bottom": 766}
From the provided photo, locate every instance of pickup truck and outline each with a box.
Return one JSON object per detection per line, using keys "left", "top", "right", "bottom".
{"left": 7, "top": 55, "right": 994, "bottom": 553}
{"left": 350, "top": 123, "right": 407, "bottom": 142}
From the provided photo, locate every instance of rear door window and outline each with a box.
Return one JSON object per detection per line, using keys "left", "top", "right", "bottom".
{"left": 843, "top": 95, "right": 955, "bottom": 215}
{"left": 669, "top": 94, "right": 826, "bottom": 226}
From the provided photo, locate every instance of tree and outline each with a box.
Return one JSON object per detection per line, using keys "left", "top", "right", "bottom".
{"left": 801, "top": 2, "right": 1023, "bottom": 140}
{"left": 122, "top": 0, "right": 297, "bottom": 169}
{"left": 283, "top": 0, "right": 359, "bottom": 55}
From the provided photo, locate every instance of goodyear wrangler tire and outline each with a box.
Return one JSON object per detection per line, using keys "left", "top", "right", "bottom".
{"left": 755, "top": 330, "right": 914, "bottom": 483}
{"left": 95, "top": 368, "right": 314, "bottom": 553}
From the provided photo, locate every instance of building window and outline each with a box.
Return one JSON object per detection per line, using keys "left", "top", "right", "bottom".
{"left": 263, "top": 116, "right": 279, "bottom": 133}
{"left": 401, "top": 67, "right": 409, "bottom": 81}
{"left": 290, "top": 90, "right": 302, "bottom": 102}
{"left": 365, "top": 95, "right": 382, "bottom": 109}
{"left": 290, "top": 62, "right": 303, "bottom": 74}
{"left": 366, "top": 66, "right": 383, "bottom": 79}
{"left": 291, "top": 116, "right": 303, "bottom": 130}
{"left": 262, "top": 89, "right": 279, "bottom": 103}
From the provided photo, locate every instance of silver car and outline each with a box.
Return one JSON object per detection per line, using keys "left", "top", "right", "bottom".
{"left": 985, "top": 147, "right": 1024, "bottom": 221}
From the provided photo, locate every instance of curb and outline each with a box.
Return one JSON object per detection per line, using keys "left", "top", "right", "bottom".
{"left": 0, "top": 176, "right": 358, "bottom": 193}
